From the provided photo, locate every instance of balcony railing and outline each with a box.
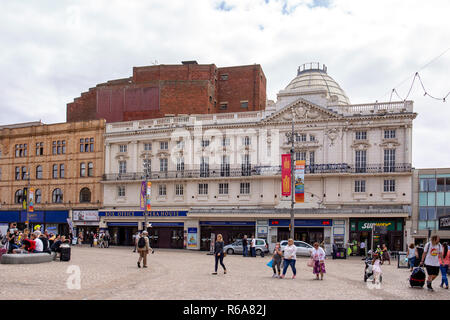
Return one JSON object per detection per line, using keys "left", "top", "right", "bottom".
{"left": 102, "top": 163, "right": 412, "bottom": 181}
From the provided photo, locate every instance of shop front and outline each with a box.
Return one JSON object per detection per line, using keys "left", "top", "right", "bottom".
{"left": 0, "top": 210, "right": 68, "bottom": 234}
{"left": 349, "top": 218, "right": 404, "bottom": 251}
{"left": 73, "top": 210, "right": 100, "bottom": 244}
{"left": 269, "top": 219, "right": 333, "bottom": 245}
{"left": 199, "top": 221, "right": 256, "bottom": 251}
{"left": 99, "top": 210, "right": 188, "bottom": 247}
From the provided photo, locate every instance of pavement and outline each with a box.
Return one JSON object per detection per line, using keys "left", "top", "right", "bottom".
{"left": 0, "top": 246, "right": 448, "bottom": 300}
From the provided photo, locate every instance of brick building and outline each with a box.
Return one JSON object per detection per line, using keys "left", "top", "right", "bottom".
{"left": 67, "top": 61, "right": 267, "bottom": 123}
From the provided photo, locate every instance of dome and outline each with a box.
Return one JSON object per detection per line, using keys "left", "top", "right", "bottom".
{"left": 284, "top": 63, "right": 350, "bottom": 105}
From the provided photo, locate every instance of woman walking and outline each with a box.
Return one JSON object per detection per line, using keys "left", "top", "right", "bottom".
{"left": 407, "top": 243, "right": 416, "bottom": 271}
{"left": 281, "top": 239, "right": 297, "bottom": 279}
{"left": 271, "top": 242, "right": 283, "bottom": 278}
{"left": 381, "top": 244, "right": 390, "bottom": 265}
{"left": 439, "top": 242, "right": 449, "bottom": 289}
{"left": 212, "top": 234, "right": 226, "bottom": 275}
{"left": 420, "top": 235, "right": 443, "bottom": 291}
{"left": 311, "top": 242, "right": 326, "bottom": 280}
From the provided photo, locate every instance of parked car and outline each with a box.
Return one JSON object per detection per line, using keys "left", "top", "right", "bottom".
{"left": 223, "top": 238, "right": 269, "bottom": 256}
{"left": 279, "top": 240, "right": 314, "bottom": 256}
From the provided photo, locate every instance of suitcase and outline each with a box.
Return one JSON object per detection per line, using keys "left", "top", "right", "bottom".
{"left": 60, "top": 247, "right": 71, "bottom": 262}
{"left": 410, "top": 267, "right": 425, "bottom": 288}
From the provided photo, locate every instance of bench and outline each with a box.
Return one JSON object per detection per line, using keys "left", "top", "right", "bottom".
{"left": 0, "top": 252, "right": 56, "bottom": 264}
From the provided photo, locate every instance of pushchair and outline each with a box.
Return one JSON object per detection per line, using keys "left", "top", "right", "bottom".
{"left": 364, "top": 256, "right": 382, "bottom": 283}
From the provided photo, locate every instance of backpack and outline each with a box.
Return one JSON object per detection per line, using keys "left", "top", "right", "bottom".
{"left": 138, "top": 237, "right": 146, "bottom": 249}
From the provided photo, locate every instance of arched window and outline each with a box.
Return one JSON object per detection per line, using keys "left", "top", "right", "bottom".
{"left": 35, "top": 189, "right": 42, "bottom": 204}
{"left": 79, "top": 188, "right": 91, "bottom": 203}
{"left": 15, "top": 189, "right": 23, "bottom": 204}
{"left": 52, "top": 188, "right": 63, "bottom": 203}
{"left": 36, "top": 165, "right": 43, "bottom": 179}
{"left": 88, "top": 162, "right": 93, "bottom": 177}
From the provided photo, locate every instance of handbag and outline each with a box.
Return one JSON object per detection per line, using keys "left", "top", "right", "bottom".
{"left": 266, "top": 259, "right": 273, "bottom": 268}
{"left": 307, "top": 258, "right": 314, "bottom": 267}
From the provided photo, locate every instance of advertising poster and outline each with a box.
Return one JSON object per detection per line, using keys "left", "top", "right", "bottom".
{"left": 295, "top": 160, "right": 305, "bottom": 203}
{"left": 140, "top": 181, "right": 146, "bottom": 210}
{"left": 187, "top": 228, "right": 198, "bottom": 248}
{"left": 29, "top": 188, "right": 34, "bottom": 212}
{"left": 146, "top": 181, "right": 152, "bottom": 211}
{"left": 281, "top": 154, "right": 291, "bottom": 196}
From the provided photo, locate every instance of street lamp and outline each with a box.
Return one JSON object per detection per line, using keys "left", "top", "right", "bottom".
{"left": 284, "top": 109, "right": 296, "bottom": 239}
{"left": 25, "top": 171, "right": 31, "bottom": 231}
{"left": 143, "top": 157, "right": 151, "bottom": 232}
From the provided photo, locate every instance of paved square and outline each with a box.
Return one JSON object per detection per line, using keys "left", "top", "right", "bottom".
{"left": 0, "top": 246, "right": 448, "bottom": 300}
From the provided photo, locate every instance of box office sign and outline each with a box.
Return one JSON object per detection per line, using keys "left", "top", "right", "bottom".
{"left": 73, "top": 210, "right": 100, "bottom": 221}
{"left": 99, "top": 211, "right": 188, "bottom": 217}
{"left": 357, "top": 221, "right": 395, "bottom": 232}
{"left": 439, "top": 215, "right": 450, "bottom": 230}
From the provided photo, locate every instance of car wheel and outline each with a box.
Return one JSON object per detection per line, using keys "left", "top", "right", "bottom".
{"left": 227, "top": 248, "right": 234, "bottom": 255}
{"left": 256, "top": 249, "right": 262, "bottom": 256}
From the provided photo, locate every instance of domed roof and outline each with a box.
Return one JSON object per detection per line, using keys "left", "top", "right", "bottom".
{"left": 284, "top": 63, "right": 350, "bottom": 105}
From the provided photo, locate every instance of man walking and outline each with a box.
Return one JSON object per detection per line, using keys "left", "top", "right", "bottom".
{"left": 137, "top": 231, "right": 153, "bottom": 268}
{"left": 250, "top": 235, "right": 256, "bottom": 257}
{"left": 242, "top": 235, "right": 248, "bottom": 257}
{"left": 360, "top": 241, "right": 366, "bottom": 256}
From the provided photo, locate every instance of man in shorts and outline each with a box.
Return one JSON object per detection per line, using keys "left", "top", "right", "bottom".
{"left": 420, "top": 235, "right": 443, "bottom": 291}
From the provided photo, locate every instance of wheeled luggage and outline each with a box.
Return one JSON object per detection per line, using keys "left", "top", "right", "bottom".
{"left": 409, "top": 267, "right": 426, "bottom": 288}
{"left": 60, "top": 246, "right": 71, "bottom": 262}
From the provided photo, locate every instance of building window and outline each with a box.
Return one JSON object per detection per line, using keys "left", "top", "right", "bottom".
{"left": 119, "top": 145, "right": 127, "bottom": 153}
{"left": 35, "top": 189, "right": 41, "bottom": 204}
{"left": 36, "top": 142, "right": 44, "bottom": 156}
{"left": 52, "top": 140, "right": 65, "bottom": 154}
{"left": 420, "top": 178, "right": 436, "bottom": 192}
{"left": 160, "top": 158, "right": 168, "bottom": 172}
{"left": 309, "top": 151, "right": 315, "bottom": 166}
{"left": 242, "top": 154, "right": 251, "bottom": 176}
{"left": 88, "top": 162, "right": 93, "bottom": 177}
{"left": 119, "top": 161, "right": 126, "bottom": 174}
{"left": 36, "top": 166, "right": 43, "bottom": 179}
{"left": 220, "top": 74, "right": 228, "bottom": 80}
{"left": 118, "top": 186, "right": 125, "bottom": 197}
{"left": 143, "top": 159, "right": 151, "bottom": 176}
{"left": 21, "top": 166, "right": 27, "bottom": 180}
{"left": 160, "top": 141, "right": 168, "bottom": 150}
{"left": 15, "top": 189, "right": 24, "bottom": 204}
{"left": 176, "top": 158, "right": 184, "bottom": 171}
{"left": 60, "top": 164, "right": 65, "bottom": 178}
{"left": 222, "top": 137, "right": 230, "bottom": 146}
{"left": 175, "top": 184, "right": 184, "bottom": 196}
{"left": 15, "top": 144, "right": 27, "bottom": 157}
{"left": 240, "top": 101, "right": 248, "bottom": 109}
{"left": 309, "top": 135, "right": 316, "bottom": 142}
{"left": 295, "top": 134, "right": 307, "bottom": 142}
{"left": 240, "top": 182, "right": 250, "bottom": 194}
{"left": 198, "top": 183, "right": 208, "bottom": 195}
{"left": 80, "top": 163, "right": 86, "bottom": 177}
{"left": 158, "top": 184, "right": 167, "bottom": 196}
{"left": 219, "top": 103, "right": 228, "bottom": 110}
{"left": 15, "top": 167, "right": 20, "bottom": 180}
{"left": 383, "top": 180, "right": 396, "bottom": 192}
{"left": 52, "top": 188, "right": 63, "bottom": 203}
{"left": 243, "top": 136, "right": 251, "bottom": 146}
{"left": 219, "top": 183, "right": 229, "bottom": 195}
{"left": 144, "top": 143, "right": 152, "bottom": 151}
{"left": 176, "top": 140, "right": 184, "bottom": 149}
{"left": 221, "top": 156, "right": 230, "bottom": 177}
{"left": 200, "top": 157, "right": 209, "bottom": 177}
{"left": 384, "top": 149, "right": 396, "bottom": 172}
{"left": 201, "top": 140, "right": 210, "bottom": 148}
{"left": 355, "top": 150, "right": 367, "bottom": 173}
{"left": 355, "top": 131, "right": 367, "bottom": 140}
{"left": 384, "top": 129, "right": 396, "bottom": 139}
{"left": 354, "top": 180, "right": 366, "bottom": 193}
{"left": 295, "top": 152, "right": 306, "bottom": 161}
{"left": 80, "top": 138, "right": 94, "bottom": 153}
{"left": 80, "top": 188, "right": 91, "bottom": 203}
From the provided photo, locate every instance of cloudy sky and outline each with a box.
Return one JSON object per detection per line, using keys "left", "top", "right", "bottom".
{"left": 1, "top": 0, "right": 449, "bottom": 168}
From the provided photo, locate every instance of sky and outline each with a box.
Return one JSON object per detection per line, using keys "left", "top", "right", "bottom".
{"left": 0, "top": 0, "right": 449, "bottom": 168}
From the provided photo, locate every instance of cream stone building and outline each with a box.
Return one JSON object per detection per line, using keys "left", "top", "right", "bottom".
{"left": 101, "top": 63, "right": 416, "bottom": 253}
{"left": 0, "top": 120, "right": 105, "bottom": 236}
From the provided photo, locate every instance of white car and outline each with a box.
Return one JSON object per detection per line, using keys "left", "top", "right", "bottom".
{"left": 279, "top": 240, "right": 314, "bottom": 256}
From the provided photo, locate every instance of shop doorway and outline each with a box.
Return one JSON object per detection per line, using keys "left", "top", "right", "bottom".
{"left": 148, "top": 227, "right": 183, "bottom": 249}
{"left": 109, "top": 226, "right": 138, "bottom": 246}
{"left": 200, "top": 226, "right": 256, "bottom": 251}
{"left": 277, "top": 227, "right": 324, "bottom": 246}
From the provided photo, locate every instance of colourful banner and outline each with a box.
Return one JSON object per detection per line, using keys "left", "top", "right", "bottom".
{"left": 140, "top": 181, "right": 146, "bottom": 210}
{"left": 281, "top": 154, "right": 291, "bottom": 196}
{"left": 146, "top": 182, "right": 152, "bottom": 211}
{"left": 295, "top": 160, "right": 305, "bottom": 203}
{"left": 29, "top": 188, "right": 34, "bottom": 213}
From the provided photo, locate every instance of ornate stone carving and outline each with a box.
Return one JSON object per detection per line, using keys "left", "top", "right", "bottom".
{"left": 325, "top": 128, "right": 339, "bottom": 146}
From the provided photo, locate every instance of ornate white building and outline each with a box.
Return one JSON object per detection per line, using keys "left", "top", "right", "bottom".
{"left": 101, "top": 63, "right": 416, "bottom": 253}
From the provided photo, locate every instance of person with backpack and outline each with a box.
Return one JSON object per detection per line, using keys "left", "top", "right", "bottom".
{"left": 137, "top": 231, "right": 152, "bottom": 268}
{"left": 420, "top": 235, "right": 444, "bottom": 291}
{"left": 439, "top": 242, "right": 449, "bottom": 289}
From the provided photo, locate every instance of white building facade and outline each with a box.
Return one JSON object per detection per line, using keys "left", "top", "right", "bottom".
{"left": 101, "top": 63, "right": 416, "bottom": 253}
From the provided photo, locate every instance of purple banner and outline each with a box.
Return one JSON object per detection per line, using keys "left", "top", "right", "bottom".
{"left": 140, "top": 181, "right": 146, "bottom": 210}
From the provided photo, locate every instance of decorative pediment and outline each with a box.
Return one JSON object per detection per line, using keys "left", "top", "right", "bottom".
{"left": 115, "top": 153, "right": 130, "bottom": 161}
{"left": 351, "top": 141, "right": 371, "bottom": 150}
{"left": 263, "top": 98, "right": 342, "bottom": 124}
{"left": 379, "top": 140, "right": 400, "bottom": 148}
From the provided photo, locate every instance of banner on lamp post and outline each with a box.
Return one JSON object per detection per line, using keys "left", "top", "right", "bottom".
{"left": 146, "top": 182, "right": 152, "bottom": 211}
{"left": 140, "top": 181, "right": 146, "bottom": 210}
{"left": 29, "top": 188, "right": 34, "bottom": 213}
{"left": 295, "top": 160, "right": 305, "bottom": 203}
{"left": 281, "top": 154, "right": 291, "bottom": 196}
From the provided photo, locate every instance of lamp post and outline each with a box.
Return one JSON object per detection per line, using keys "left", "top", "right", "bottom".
{"left": 290, "top": 110, "right": 295, "bottom": 240}
{"left": 143, "top": 158, "right": 150, "bottom": 232}
{"left": 26, "top": 171, "right": 30, "bottom": 231}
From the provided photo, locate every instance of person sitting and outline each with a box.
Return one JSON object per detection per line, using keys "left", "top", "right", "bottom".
{"left": 33, "top": 232, "right": 44, "bottom": 253}
{"left": 51, "top": 235, "right": 65, "bottom": 258}
{"left": 39, "top": 233, "right": 51, "bottom": 254}
{"left": 12, "top": 234, "right": 36, "bottom": 254}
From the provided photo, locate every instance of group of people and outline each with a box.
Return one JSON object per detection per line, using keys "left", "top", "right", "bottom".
{"left": 0, "top": 223, "right": 68, "bottom": 256}
{"left": 241, "top": 235, "right": 257, "bottom": 257}
{"left": 78, "top": 231, "right": 111, "bottom": 248}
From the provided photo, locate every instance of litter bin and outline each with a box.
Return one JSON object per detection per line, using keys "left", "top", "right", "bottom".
{"left": 335, "top": 247, "right": 346, "bottom": 259}
{"left": 397, "top": 251, "right": 408, "bottom": 268}
{"left": 60, "top": 245, "right": 71, "bottom": 262}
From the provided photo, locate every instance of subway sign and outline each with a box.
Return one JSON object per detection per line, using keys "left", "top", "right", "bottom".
{"left": 99, "top": 211, "right": 188, "bottom": 217}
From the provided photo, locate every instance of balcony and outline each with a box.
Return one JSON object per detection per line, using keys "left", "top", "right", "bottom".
{"left": 102, "top": 163, "right": 412, "bottom": 181}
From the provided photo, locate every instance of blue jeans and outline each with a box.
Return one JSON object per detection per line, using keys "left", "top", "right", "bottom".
{"left": 250, "top": 247, "right": 256, "bottom": 257}
{"left": 282, "top": 259, "right": 296, "bottom": 276}
{"left": 408, "top": 257, "right": 416, "bottom": 269}
{"left": 440, "top": 265, "right": 448, "bottom": 287}
{"left": 243, "top": 246, "right": 248, "bottom": 257}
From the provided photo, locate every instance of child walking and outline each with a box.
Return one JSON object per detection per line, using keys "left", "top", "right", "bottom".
{"left": 372, "top": 253, "right": 383, "bottom": 284}
{"left": 272, "top": 242, "right": 283, "bottom": 278}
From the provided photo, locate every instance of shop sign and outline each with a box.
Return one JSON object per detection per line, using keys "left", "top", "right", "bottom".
{"left": 187, "top": 227, "right": 197, "bottom": 248}
{"left": 73, "top": 210, "right": 99, "bottom": 221}
{"left": 439, "top": 215, "right": 450, "bottom": 230}
{"left": 99, "top": 211, "right": 188, "bottom": 217}
{"left": 199, "top": 221, "right": 256, "bottom": 226}
{"left": 358, "top": 221, "right": 395, "bottom": 231}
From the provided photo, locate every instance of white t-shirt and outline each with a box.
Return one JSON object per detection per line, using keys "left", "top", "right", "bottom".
{"left": 424, "top": 242, "right": 442, "bottom": 267}
{"left": 311, "top": 247, "right": 326, "bottom": 261}
{"left": 283, "top": 245, "right": 297, "bottom": 260}
{"left": 35, "top": 238, "right": 43, "bottom": 252}
{"left": 360, "top": 242, "right": 366, "bottom": 249}
{"left": 251, "top": 239, "right": 256, "bottom": 247}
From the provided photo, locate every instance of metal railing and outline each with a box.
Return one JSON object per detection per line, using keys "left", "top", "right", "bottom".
{"left": 103, "top": 163, "right": 412, "bottom": 181}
